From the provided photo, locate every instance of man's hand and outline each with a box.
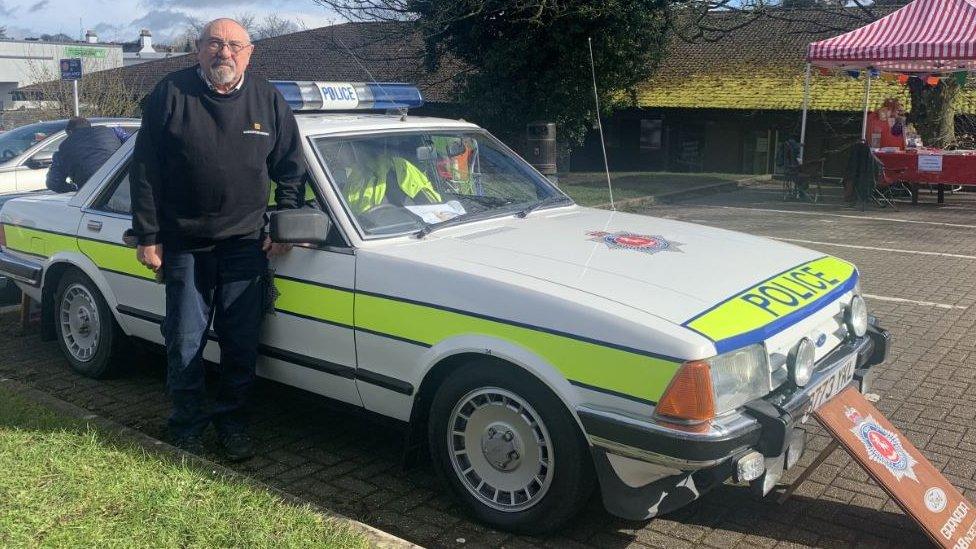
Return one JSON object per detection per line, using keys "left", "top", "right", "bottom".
{"left": 137, "top": 244, "right": 163, "bottom": 272}
{"left": 263, "top": 236, "right": 293, "bottom": 258}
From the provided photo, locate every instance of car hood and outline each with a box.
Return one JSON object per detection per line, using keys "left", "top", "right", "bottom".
{"left": 397, "top": 206, "right": 830, "bottom": 325}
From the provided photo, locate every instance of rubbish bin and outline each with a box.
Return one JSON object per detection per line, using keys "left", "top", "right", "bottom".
{"left": 526, "top": 122, "right": 557, "bottom": 183}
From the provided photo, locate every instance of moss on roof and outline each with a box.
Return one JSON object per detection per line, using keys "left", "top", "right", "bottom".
{"left": 637, "top": 67, "right": 911, "bottom": 111}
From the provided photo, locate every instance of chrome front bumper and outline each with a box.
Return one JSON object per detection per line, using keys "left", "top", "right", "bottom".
{"left": 0, "top": 248, "right": 43, "bottom": 287}
{"left": 580, "top": 320, "right": 890, "bottom": 520}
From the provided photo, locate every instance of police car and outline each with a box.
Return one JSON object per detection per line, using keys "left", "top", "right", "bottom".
{"left": 0, "top": 82, "right": 889, "bottom": 533}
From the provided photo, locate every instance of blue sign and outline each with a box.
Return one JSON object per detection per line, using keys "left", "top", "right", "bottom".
{"left": 60, "top": 58, "right": 82, "bottom": 81}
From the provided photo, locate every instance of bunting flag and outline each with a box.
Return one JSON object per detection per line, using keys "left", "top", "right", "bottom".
{"left": 847, "top": 70, "right": 862, "bottom": 79}
{"left": 880, "top": 73, "right": 898, "bottom": 82}
{"left": 926, "top": 75, "right": 941, "bottom": 86}
{"left": 869, "top": 69, "right": 880, "bottom": 78}
{"left": 897, "top": 74, "right": 910, "bottom": 85}
{"left": 955, "top": 72, "right": 968, "bottom": 86}
{"left": 817, "top": 66, "right": 832, "bottom": 76}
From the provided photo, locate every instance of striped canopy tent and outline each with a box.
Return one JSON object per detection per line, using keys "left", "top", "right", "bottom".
{"left": 799, "top": 0, "right": 976, "bottom": 158}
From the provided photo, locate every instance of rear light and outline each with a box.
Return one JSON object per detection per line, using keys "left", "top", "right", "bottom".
{"left": 655, "top": 360, "right": 716, "bottom": 423}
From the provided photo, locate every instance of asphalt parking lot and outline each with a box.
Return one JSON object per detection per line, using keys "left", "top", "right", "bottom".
{"left": 3, "top": 181, "right": 975, "bottom": 548}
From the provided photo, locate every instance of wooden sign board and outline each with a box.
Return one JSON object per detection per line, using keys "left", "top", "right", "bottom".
{"left": 815, "top": 387, "right": 976, "bottom": 548}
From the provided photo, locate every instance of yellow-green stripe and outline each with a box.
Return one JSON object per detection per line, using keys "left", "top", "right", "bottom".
{"left": 355, "top": 294, "right": 679, "bottom": 403}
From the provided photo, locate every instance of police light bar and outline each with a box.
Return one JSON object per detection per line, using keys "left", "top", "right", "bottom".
{"left": 272, "top": 81, "right": 424, "bottom": 111}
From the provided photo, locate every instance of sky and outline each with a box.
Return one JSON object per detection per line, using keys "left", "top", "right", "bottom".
{"left": 0, "top": 0, "right": 340, "bottom": 44}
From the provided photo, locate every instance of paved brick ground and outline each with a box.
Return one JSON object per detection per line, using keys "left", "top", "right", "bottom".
{"left": 4, "top": 182, "right": 975, "bottom": 548}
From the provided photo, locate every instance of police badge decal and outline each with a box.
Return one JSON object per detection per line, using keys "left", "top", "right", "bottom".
{"left": 845, "top": 406, "right": 919, "bottom": 482}
{"left": 586, "top": 231, "right": 682, "bottom": 255}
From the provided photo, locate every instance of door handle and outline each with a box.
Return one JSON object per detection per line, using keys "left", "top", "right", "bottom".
{"left": 87, "top": 220, "right": 102, "bottom": 232}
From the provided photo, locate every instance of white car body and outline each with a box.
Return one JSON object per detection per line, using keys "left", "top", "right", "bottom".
{"left": 0, "top": 107, "right": 888, "bottom": 528}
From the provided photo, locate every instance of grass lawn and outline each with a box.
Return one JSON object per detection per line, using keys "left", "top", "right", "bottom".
{"left": 0, "top": 385, "right": 370, "bottom": 548}
{"left": 558, "top": 172, "right": 745, "bottom": 206}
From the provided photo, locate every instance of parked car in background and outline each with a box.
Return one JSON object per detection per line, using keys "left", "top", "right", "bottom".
{"left": 0, "top": 118, "right": 140, "bottom": 195}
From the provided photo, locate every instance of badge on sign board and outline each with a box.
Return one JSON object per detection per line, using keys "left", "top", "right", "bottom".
{"left": 844, "top": 406, "right": 918, "bottom": 482}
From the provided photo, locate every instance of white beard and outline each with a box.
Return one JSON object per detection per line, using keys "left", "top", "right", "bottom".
{"left": 208, "top": 64, "right": 237, "bottom": 86}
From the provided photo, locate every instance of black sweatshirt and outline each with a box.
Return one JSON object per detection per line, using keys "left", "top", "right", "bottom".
{"left": 130, "top": 66, "right": 305, "bottom": 248}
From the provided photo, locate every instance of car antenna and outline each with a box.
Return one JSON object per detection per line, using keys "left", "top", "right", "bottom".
{"left": 331, "top": 28, "right": 409, "bottom": 120}
{"left": 588, "top": 37, "right": 615, "bottom": 211}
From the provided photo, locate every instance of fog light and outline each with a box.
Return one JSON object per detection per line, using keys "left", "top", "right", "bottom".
{"left": 846, "top": 295, "right": 868, "bottom": 338}
{"left": 736, "top": 451, "right": 765, "bottom": 482}
{"left": 788, "top": 338, "right": 815, "bottom": 387}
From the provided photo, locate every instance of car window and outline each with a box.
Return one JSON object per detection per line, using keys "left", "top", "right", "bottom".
{"left": 92, "top": 161, "right": 131, "bottom": 215}
{"left": 0, "top": 121, "right": 66, "bottom": 162}
{"left": 102, "top": 174, "right": 131, "bottom": 215}
{"left": 312, "top": 130, "right": 563, "bottom": 238}
{"left": 34, "top": 135, "right": 66, "bottom": 157}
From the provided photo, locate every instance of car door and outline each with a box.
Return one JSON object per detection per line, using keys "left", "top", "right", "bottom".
{"left": 76, "top": 159, "right": 167, "bottom": 346}
{"left": 15, "top": 134, "right": 65, "bottom": 192}
{"left": 260, "top": 195, "right": 362, "bottom": 407}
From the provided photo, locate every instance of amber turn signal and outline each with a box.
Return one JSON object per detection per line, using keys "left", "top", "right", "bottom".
{"left": 655, "top": 360, "right": 716, "bottom": 423}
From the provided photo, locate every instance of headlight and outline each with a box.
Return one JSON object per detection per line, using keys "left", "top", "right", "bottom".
{"left": 707, "top": 344, "right": 769, "bottom": 415}
{"left": 788, "top": 337, "right": 815, "bottom": 387}
{"left": 846, "top": 295, "right": 868, "bottom": 338}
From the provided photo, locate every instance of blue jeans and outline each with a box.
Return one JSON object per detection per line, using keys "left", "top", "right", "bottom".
{"left": 161, "top": 238, "right": 267, "bottom": 439}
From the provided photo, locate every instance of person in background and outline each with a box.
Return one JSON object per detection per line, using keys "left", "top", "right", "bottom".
{"left": 46, "top": 117, "right": 124, "bottom": 192}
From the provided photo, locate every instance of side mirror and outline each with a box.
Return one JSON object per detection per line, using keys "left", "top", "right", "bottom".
{"left": 270, "top": 208, "right": 332, "bottom": 246}
{"left": 26, "top": 151, "right": 54, "bottom": 169}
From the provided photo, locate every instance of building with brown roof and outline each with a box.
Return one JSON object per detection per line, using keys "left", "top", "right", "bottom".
{"left": 15, "top": 9, "right": 973, "bottom": 176}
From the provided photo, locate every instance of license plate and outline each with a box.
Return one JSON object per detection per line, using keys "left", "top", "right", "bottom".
{"left": 807, "top": 357, "right": 856, "bottom": 411}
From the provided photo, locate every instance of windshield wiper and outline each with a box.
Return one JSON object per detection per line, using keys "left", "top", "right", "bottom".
{"left": 414, "top": 212, "right": 479, "bottom": 239}
{"left": 515, "top": 195, "right": 572, "bottom": 218}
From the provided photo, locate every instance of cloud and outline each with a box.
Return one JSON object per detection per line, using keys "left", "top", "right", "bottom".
{"left": 0, "top": 0, "right": 15, "bottom": 17}
{"left": 28, "top": 0, "right": 48, "bottom": 12}
{"left": 88, "top": 9, "right": 195, "bottom": 44}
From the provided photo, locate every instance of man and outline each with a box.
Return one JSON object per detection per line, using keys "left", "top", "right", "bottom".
{"left": 343, "top": 139, "right": 441, "bottom": 213}
{"left": 46, "top": 117, "right": 124, "bottom": 193}
{"left": 130, "top": 18, "right": 305, "bottom": 460}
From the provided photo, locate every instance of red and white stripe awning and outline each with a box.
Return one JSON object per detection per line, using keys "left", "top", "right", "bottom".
{"left": 807, "top": 0, "right": 976, "bottom": 73}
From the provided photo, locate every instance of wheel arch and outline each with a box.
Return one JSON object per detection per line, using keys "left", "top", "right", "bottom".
{"left": 40, "top": 254, "right": 123, "bottom": 340}
{"left": 407, "top": 338, "right": 588, "bottom": 458}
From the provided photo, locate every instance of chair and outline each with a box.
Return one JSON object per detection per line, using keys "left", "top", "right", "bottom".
{"left": 783, "top": 158, "right": 824, "bottom": 202}
{"left": 869, "top": 164, "right": 906, "bottom": 210}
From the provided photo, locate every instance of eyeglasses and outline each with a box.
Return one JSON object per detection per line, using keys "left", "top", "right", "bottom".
{"left": 202, "top": 39, "right": 252, "bottom": 54}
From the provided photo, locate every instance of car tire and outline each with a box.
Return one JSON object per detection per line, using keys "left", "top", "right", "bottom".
{"left": 428, "top": 359, "right": 595, "bottom": 534}
{"left": 53, "top": 269, "right": 125, "bottom": 378}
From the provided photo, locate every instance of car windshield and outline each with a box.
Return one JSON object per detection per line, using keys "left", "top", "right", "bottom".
{"left": 0, "top": 121, "right": 66, "bottom": 163}
{"left": 312, "top": 130, "right": 569, "bottom": 237}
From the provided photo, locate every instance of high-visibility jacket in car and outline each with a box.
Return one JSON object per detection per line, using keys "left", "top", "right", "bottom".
{"left": 345, "top": 153, "right": 442, "bottom": 213}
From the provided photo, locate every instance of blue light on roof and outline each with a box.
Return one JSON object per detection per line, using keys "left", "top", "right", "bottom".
{"left": 271, "top": 81, "right": 424, "bottom": 111}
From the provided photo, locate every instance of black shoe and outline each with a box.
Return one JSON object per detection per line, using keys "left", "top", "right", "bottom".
{"left": 220, "top": 432, "right": 255, "bottom": 462}
{"left": 172, "top": 434, "right": 205, "bottom": 455}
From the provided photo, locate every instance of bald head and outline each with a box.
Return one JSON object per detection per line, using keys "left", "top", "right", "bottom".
{"left": 198, "top": 18, "right": 250, "bottom": 44}
{"left": 196, "top": 18, "right": 254, "bottom": 92}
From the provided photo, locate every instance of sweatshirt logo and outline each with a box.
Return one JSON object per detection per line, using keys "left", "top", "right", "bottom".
{"left": 243, "top": 122, "right": 270, "bottom": 136}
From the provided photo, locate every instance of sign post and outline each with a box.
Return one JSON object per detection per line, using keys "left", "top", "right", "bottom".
{"left": 59, "top": 58, "right": 82, "bottom": 117}
{"left": 814, "top": 387, "right": 976, "bottom": 548}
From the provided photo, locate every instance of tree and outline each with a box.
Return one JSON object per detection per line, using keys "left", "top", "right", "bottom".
{"left": 315, "top": 0, "right": 671, "bottom": 145}
{"left": 908, "top": 78, "right": 961, "bottom": 148}
{"left": 40, "top": 33, "right": 74, "bottom": 43}
{"left": 22, "top": 55, "right": 140, "bottom": 118}
{"left": 254, "top": 14, "right": 299, "bottom": 39}
{"left": 0, "top": 26, "right": 7, "bottom": 39}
